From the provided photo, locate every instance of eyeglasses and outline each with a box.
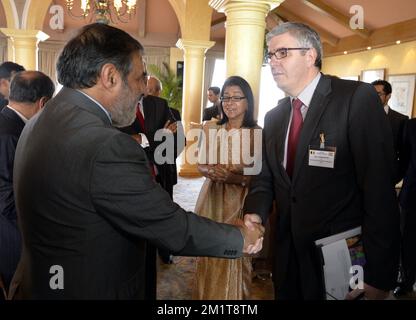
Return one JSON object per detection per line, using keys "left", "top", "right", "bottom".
{"left": 221, "top": 96, "right": 246, "bottom": 103}
{"left": 265, "top": 47, "right": 311, "bottom": 62}
{"left": 377, "top": 92, "right": 386, "bottom": 97}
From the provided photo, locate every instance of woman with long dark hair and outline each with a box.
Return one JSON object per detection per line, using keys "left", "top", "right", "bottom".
{"left": 192, "top": 76, "right": 261, "bottom": 299}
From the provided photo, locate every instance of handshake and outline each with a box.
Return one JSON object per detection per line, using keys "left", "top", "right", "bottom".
{"left": 235, "top": 213, "right": 265, "bottom": 255}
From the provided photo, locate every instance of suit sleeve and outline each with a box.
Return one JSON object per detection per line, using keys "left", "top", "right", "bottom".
{"left": 89, "top": 132, "right": 244, "bottom": 258}
{"left": 348, "top": 83, "right": 400, "bottom": 290}
{"left": 0, "top": 136, "right": 18, "bottom": 221}
{"left": 243, "top": 116, "right": 275, "bottom": 223}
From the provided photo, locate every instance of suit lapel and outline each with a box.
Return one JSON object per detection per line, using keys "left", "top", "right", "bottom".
{"left": 270, "top": 98, "right": 291, "bottom": 186}
{"left": 292, "top": 75, "right": 332, "bottom": 184}
{"left": 143, "top": 96, "right": 156, "bottom": 134}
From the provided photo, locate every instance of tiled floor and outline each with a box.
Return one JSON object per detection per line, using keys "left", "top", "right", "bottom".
{"left": 157, "top": 176, "right": 275, "bottom": 300}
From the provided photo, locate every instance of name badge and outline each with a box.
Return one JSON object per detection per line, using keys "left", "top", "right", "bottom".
{"left": 308, "top": 146, "right": 336, "bottom": 169}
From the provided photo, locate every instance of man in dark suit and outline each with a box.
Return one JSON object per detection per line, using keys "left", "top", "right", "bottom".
{"left": 202, "top": 86, "right": 222, "bottom": 121}
{"left": 395, "top": 119, "right": 416, "bottom": 296}
{"left": 11, "top": 23, "right": 263, "bottom": 300}
{"left": 243, "top": 22, "right": 400, "bottom": 300}
{"left": 119, "top": 77, "right": 184, "bottom": 298}
{"left": 0, "top": 62, "right": 25, "bottom": 111}
{"left": 0, "top": 71, "right": 54, "bottom": 296}
{"left": 372, "top": 80, "right": 409, "bottom": 183}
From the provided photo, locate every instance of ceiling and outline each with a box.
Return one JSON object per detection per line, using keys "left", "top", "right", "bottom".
{"left": 1, "top": 0, "right": 415, "bottom": 57}
{"left": 211, "top": 0, "right": 416, "bottom": 57}
{"left": 272, "top": 0, "right": 416, "bottom": 56}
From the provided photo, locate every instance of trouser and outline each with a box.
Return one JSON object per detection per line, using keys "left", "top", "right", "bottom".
{"left": 400, "top": 206, "right": 416, "bottom": 288}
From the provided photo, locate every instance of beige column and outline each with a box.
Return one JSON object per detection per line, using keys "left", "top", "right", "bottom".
{"left": 0, "top": 28, "right": 49, "bottom": 70}
{"left": 176, "top": 39, "right": 215, "bottom": 177}
{"left": 209, "top": 0, "right": 284, "bottom": 119}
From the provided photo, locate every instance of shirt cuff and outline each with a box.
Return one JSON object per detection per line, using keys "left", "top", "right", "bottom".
{"left": 139, "top": 133, "right": 149, "bottom": 148}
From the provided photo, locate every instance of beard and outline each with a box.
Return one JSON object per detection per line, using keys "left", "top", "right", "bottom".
{"left": 111, "top": 82, "right": 142, "bottom": 128}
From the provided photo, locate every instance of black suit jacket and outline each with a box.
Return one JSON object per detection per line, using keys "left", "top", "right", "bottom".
{"left": 0, "top": 98, "right": 7, "bottom": 111}
{"left": 0, "top": 107, "right": 24, "bottom": 289}
{"left": 13, "top": 88, "right": 243, "bottom": 299}
{"left": 202, "top": 104, "right": 221, "bottom": 121}
{"left": 244, "top": 74, "right": 400, "bottom": 299}
{"left": 119, "top": 95, "right": 184, "bottom": 197}
{"left": 387, "top": 108, "right": 408, "bottom": 182}
{"left": 399, "top": 118, "right": 416, "bottom": 209}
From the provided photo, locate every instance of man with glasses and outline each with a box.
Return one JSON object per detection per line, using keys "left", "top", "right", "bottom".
{"left": 372, "top": 80, "right": 408, "bottom": 183}
{"left": 243, "top": 22, "right": 400, "bottom": 300}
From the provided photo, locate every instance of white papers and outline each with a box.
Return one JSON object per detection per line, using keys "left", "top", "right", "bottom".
{"left": 315, "top": 227, "right": 363, "bottom": 300}
{"left": 321, "top": 239, "right": 353, "bottom": 300}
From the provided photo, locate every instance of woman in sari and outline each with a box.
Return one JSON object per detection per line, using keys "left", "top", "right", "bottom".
{"left": 192, "top": 76, "right": 261, "bottom": 300}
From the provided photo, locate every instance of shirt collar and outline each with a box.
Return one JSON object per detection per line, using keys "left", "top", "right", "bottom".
{"left": 77, "top": 90, "right": 112, "bottom": 124}
{"left": 291, "top": 72, "right": 321, "bottom": 107}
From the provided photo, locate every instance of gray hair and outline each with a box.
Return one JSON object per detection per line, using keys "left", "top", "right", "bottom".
{"left": 266, "top": 22, "right": 322, "bottom": 69}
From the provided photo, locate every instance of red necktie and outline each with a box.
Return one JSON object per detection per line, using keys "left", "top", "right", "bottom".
{"left": 286, "top": 98, "right": 303, "bottom": 178}
{"left": 136, "top": 102, "right": 156, "bottom": 178}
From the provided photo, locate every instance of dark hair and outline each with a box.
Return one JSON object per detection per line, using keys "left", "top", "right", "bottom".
{"left": 9, "top": 71, "right": 55, "bottom": 103}
{"left": 57, "top": 23, "right": 144, "bottom": 89}
{"left": 371, "top": 79, "right": 392, "bottom": 95}
{"left": 208, "top": 86, "right": 220, "bottom": 95}
{"left": 0, "top": 61, "right": 25, "bottom": 80}
{"left": 217, "top": 76, "right": 257, "bottom": 128}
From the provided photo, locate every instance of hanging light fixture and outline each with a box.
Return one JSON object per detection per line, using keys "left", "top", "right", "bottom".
{"left": 65, "top": 0, "right": 137, "bottom": 25}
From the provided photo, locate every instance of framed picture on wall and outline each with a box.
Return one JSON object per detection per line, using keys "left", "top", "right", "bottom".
{"left": 360, "top": 69, "right": 385, "bottom": 83}
{"left": 388, "top": 74, "right": 416, "bottom": 118}
{"left": 341, "top": 75, "right": 359, "bottom": 81}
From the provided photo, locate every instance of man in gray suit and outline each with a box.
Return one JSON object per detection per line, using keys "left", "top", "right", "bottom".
{"left": 12, "top": 23, "right": 263, "bottom": 300}
{"left": 243, "top": 22, "right": 399, "bottom": 300}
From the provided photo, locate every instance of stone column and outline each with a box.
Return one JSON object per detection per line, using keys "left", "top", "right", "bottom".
{"left": 176, "top": 39, "right": 215, "bottom": 177}
{"left": 0, "top": 28, "right": 49, "bottom": 70}
{"left": 209, "top": 0, "right": 284, "bottom": 119}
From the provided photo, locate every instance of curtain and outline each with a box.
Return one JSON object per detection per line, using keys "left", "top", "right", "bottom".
{"left": 202, "top": 51, "right": 223, "bottom": 109}
{"left": 38, "top": 40, "right": 65, "bottom": 88}
{"left": 143, "top": 47, "right": 170, "bottom": 74}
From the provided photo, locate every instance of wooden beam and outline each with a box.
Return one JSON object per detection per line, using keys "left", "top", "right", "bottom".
{"left": 273, "top": 6, "right": 339, "bottom": 47}
{"left": 137, "top": 0, "right": 146, "bottom": 38}
{"left": 323, "top": 18, "right": 416, "bottom": 57}
{"left": 303, "top": 0, "right": 371, "bottom": 39}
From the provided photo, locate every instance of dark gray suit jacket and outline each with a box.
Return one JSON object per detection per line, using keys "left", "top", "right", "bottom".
{"left": 399, "top": 118, "right": 416, "bottom": 209}
{"left": 244, "top": 74, "right": 400, "bottom": 299}
{"left": 387, "top": 108, "right": 408, "bottom": 183}
{"left": 13, "top": 88, "right": 242, "bottom": 299}
{"left": 0, "top": 107, "right": 24, "bottom": 289}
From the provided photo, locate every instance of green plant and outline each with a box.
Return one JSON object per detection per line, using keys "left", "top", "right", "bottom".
{"left": 148, "top": 62, "right": 183, "bottom": 114}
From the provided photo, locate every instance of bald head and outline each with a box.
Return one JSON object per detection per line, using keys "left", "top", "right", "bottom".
{"left": 9, "top": 71, "right": 55, "bottom": 119}
{"left": 147, "top": 76, "right": 162, "bottom": 97}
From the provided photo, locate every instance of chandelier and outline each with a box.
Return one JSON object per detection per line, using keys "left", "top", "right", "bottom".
{"left": 65, "top": 0, "right": 137, "bottom": 25}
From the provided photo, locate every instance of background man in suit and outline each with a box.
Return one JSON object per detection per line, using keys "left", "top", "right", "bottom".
{"left": 0, "top": 71, "right": 54, "bottom": 297}
{"left": 12, "top": 23, "right": 263, "bottom": 300}
{"left": 0, "top": 62, "right": 25, "bottom": 111}
{"left": 202, "top": 86, "right": 222, "bottom": 121}
{"left": 372, "top": 79, "right": 409, "bottom": 183}
{"left": 395, "top": 119, "right": 416, "bottom": 296}
{"left": 120, "top": 75, "right": 183, "bottom": 297}
{"left": 243, "top": 22, "right": 400, "bottom": 300}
